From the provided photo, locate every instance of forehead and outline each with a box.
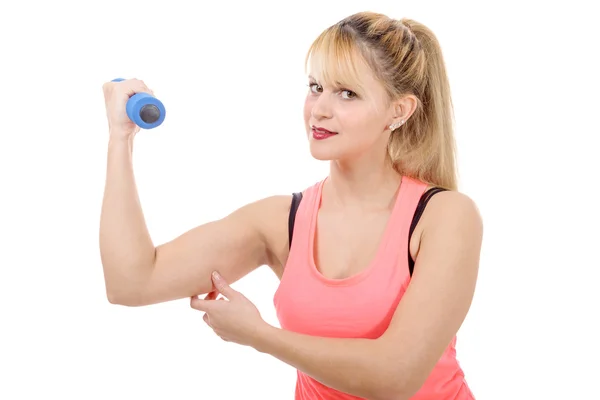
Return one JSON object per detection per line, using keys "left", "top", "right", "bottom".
{"left": 305, "top": 28, "right": 382, "bottom": 97}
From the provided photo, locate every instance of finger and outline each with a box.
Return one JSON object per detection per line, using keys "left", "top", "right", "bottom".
{"left": 211, "top": 271, "right": 238, "bottom": 299}
{"left": 203, "top": 313, "right": 211, "bottom": 327}
{"left": 190, "top": 297, "right": 213, "bottom": 312}
{"left": 111, "top": 78, "right": 154, "bottom": 98}
{"left": 126, "top": 79, "right": 153, "bottom": 97}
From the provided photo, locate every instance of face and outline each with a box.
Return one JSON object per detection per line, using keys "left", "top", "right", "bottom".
{"left": 303, "top": 57, "right": 396, "bottom": 164}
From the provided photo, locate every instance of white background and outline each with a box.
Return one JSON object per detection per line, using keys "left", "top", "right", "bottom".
{"left": 1, "top": 0, "right": 599, "bottom": 399}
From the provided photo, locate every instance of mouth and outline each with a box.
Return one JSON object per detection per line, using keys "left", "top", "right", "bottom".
{"left": 311, "top": 125, "right": 338, "bottom": 140}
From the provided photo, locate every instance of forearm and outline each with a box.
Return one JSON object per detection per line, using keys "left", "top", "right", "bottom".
{"left": 99, "top": 136, "right": 155, "bottom": 301}
{"left": 254, "top": 325, "right": 401, "bottom": 400}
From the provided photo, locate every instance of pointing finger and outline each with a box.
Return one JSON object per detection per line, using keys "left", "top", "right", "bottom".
{"left": 190, "top": 297, "right": 214, "bottom": 312}
{"left": 211, "top": 271, "right": 237, "bottom": 299}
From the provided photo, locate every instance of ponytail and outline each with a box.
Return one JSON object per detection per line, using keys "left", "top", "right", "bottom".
{"left": 387, "top": 18, "right": 458, "bottom": 190}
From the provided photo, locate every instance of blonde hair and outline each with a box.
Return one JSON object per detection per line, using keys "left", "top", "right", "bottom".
{"left": 305, "top": 12, "right": 458, "bottom": 190}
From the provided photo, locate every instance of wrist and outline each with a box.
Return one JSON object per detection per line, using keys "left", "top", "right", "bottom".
{"left": 108, "top": 134, "right": 133, "bottom": 150}
{"left": 108, "top": 133, "right": 133, "bottom": 143}
{"left": 252, "top": 323, "right": 279, "bottom": 353}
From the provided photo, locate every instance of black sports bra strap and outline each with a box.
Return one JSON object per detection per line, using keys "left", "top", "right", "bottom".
{"left": 286, "top": 186, "right": 447, "bottom": 276}
{"left": 408, "top": 187, "right": 448, "bottom": 276}
{"left": 288, "top": 192, "right": 303, "bottom": 249}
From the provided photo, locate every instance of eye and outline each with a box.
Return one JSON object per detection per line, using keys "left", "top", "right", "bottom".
{"left": 308, "top": 83, "right": 322, "bottom": 93}
{"left": 340, "top": 89, "right": 357, "bottom": 99}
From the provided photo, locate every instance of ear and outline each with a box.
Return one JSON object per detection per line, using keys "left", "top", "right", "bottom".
{"left": 391, "top": 93, "right": 418, "bottom": 123}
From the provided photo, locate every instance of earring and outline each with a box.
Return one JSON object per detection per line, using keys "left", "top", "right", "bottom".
{"left": 389, "top": 119, "right": 405, "bottom": 130}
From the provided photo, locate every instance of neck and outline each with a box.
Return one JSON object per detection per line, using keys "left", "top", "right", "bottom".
{"left": 324, "top": 155, "right": 402, "bottom": 211}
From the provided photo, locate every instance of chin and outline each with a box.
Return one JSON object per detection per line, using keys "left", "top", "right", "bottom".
{"left": 308, "top": 139, "right": 344, "bottom": 161}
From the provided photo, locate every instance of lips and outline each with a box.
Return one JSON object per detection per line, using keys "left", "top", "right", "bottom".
{"left": 311, "top": 126, "right": 338, "bottom": 140}
{"left": 312, "top": 126, "right": 337, "bottom": 135}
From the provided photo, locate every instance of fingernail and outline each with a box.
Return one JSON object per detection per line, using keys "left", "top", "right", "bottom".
{"left": 212, "top": 271, "right": 219, "bottom": 279}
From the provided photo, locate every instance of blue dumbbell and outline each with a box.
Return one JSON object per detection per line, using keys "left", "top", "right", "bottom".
{"left": 111, "top": 78, "right": 166, "bottom": 129}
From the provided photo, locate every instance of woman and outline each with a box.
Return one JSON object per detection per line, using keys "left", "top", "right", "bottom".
{"left": 100, "top": 11, "right": 482, "bottom": 400}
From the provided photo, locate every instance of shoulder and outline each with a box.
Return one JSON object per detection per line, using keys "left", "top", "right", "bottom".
{"left": 244, "top": 194, "right": 294, "bottom": 236}
{"left": 234, "top": 195, "right": 292, "bottom": 273}
{"left": 247, "top": 194, "right": 294, "bottom": 213}
{"left": 248, "top": 179, "right": 319, "bottom": 272}
{"left": 422, "top": 189, "right": 483, "bottom": 233}
{"left": 229, "top": 194, "right": 293, "bottom": 229}
{"left": 414, "top": 189, "right": 483, "bottom": 274}
{"left": 410, "top": 187, "right": 483, "bottom": 266}
{"left": 253, "top": 179, "right": 321, "bottom": 219}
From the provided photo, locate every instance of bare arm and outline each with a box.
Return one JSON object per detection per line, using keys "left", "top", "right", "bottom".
{"left": 99, "top": 78, "right": 290, "bottom": 307}
{"left": 99, "top": 136, "right": 155, "bottom": 304}
{"left": 99, "top": 137, "right": 290, "bottom": 307}
{"left": 251, "top": 191, "right": 483, "bottom": 399}
{"left": 141, "top": 192, "right": 290, "bottom": 306}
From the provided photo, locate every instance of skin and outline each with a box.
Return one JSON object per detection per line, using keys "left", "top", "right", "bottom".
{"left": 101, "top": 50, "right": 482, "bottom": 399}
{"left": 189, "top": 58, "right": 483, "bottom": 399}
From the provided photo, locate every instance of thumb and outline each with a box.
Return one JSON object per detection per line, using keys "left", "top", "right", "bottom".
{"left": 211, "top": 271, "right": 238, "bottom": 299}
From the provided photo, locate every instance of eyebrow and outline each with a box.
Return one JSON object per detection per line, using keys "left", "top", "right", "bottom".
{"left": 307, "top": 76, "right": 346, "bottom": 88}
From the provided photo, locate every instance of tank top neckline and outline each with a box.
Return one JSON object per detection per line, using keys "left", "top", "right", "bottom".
{"left": 306, "top": 175, "right": 414, "bottom": 287}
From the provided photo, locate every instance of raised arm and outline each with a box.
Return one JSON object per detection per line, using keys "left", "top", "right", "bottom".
{"left": 99, "top": 79, "right": 290, "bottom": 307}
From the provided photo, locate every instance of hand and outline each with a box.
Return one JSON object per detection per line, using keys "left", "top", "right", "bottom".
{"left": 102, "top": 78, "right": 155, "bottom": 140}
{"left": 190, "top": 271, "right": 270, "bottom": 348}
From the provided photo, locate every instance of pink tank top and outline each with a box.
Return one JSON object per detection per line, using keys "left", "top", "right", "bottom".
{"left": 274, "top": 176, "right": 474, "bottom": 399}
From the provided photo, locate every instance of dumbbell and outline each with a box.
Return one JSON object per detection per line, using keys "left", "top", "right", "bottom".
{"left": 111, "top": 78, "right": 166, "bottom": 129}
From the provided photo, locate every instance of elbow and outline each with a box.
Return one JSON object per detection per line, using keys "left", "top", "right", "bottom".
{"left": 105, "top": 284, "right": 146, "bottom": 307}
{"left": 107, "top": 291, "right": 131, "bottom": 306}
{"left": 102, "top": 264, "right": 152, "bottom": 307}
{"left": 106, "top": 290, "right": 139, "bottom": 307}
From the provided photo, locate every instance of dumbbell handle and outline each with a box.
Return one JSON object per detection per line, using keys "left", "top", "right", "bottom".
{"left": 111, "top": 78, "right": 166, "bottom": 129}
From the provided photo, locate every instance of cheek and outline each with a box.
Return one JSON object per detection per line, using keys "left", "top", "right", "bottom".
{"left": 339, "top": 107, "right": 368, "bottom": 132}
{"left": 343, "top": 109, "right": 383, "bottom": 142}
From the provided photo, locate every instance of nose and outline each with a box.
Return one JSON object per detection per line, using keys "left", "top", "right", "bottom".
{"left": 310, "top": 93, "right": 333, "bottom": 120}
